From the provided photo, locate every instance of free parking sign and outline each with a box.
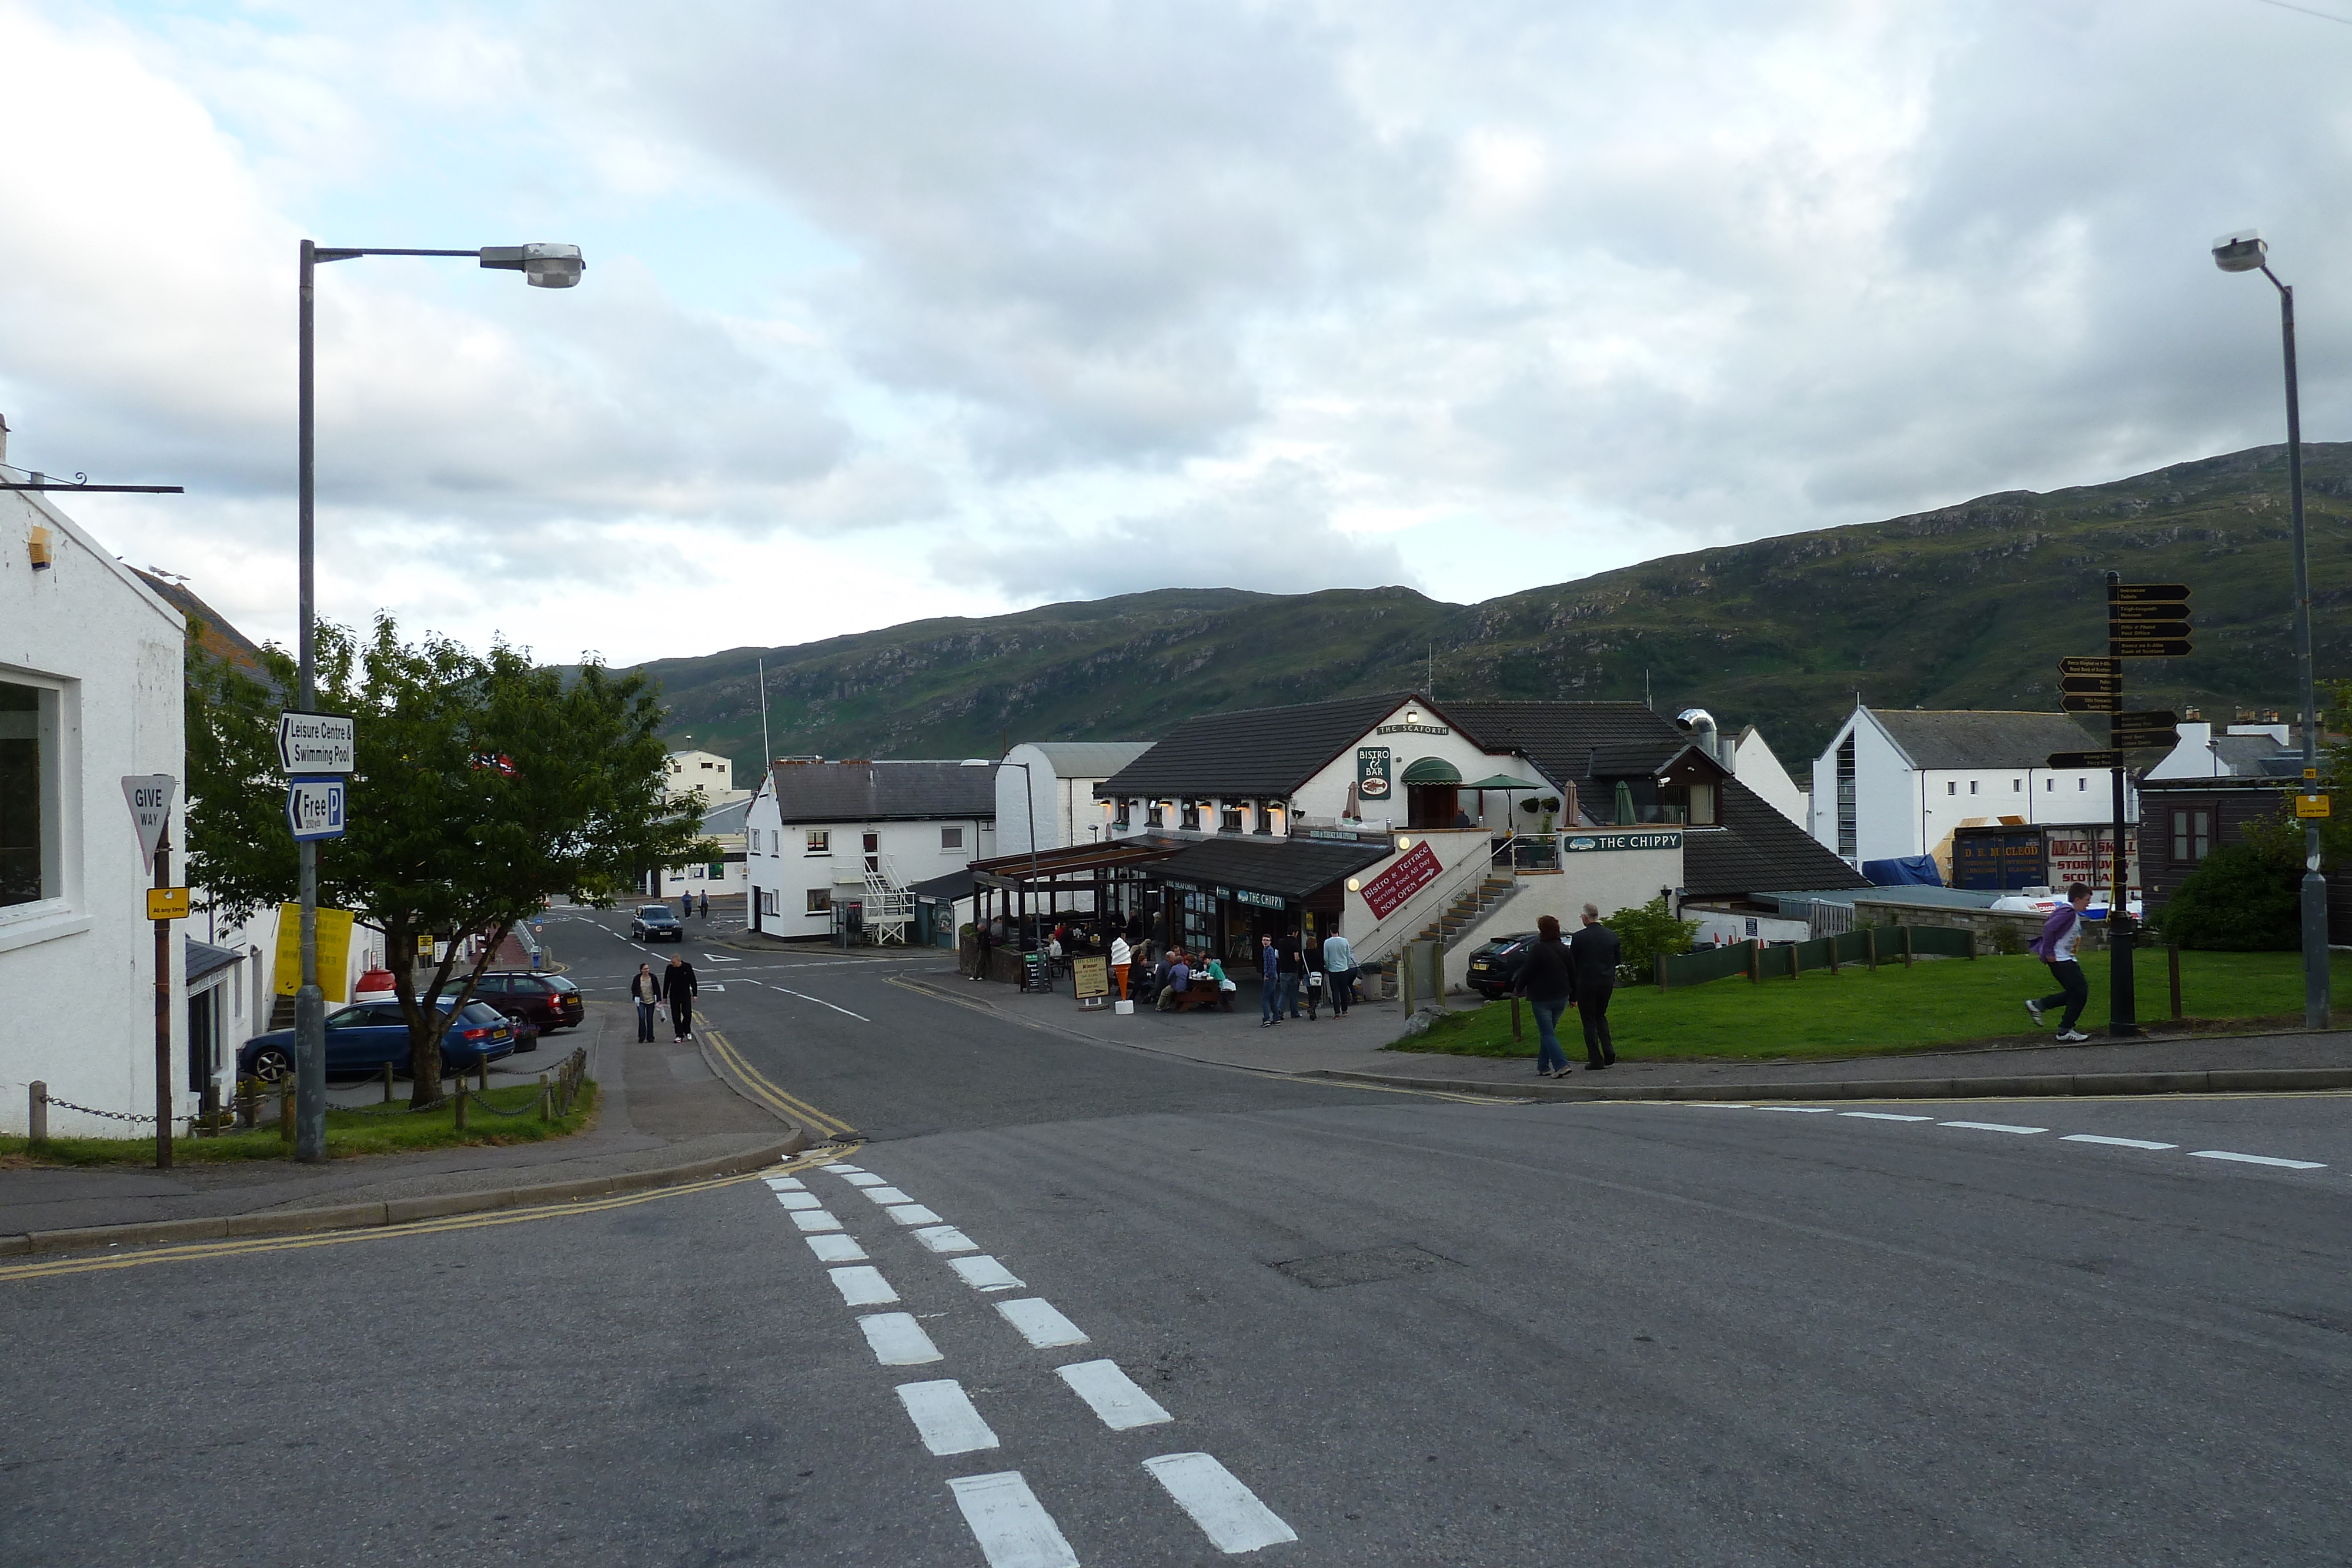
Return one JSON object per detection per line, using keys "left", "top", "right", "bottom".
{"left": 286, "top": 775, "right": 347, "bottom": 842}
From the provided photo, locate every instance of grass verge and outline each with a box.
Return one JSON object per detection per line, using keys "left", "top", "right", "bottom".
{"left": 1394, "top": 951, "right": 2352, "bottom": 1062}
{"left": 0, "top": 1081, "right": 599, "bottom": 1167}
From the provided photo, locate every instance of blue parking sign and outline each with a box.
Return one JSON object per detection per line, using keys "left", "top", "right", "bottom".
{"left": 286, "top": 775, "right": 347, "bottom": 842}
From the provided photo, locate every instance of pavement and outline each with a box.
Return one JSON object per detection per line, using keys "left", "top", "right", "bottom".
{"left": 0, "top": 996, "right": 794, "bottom": 1241}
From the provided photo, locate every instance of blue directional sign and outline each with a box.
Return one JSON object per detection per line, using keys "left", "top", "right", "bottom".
{"left": 286, "top": 775, "right": 347, "bottom": 842}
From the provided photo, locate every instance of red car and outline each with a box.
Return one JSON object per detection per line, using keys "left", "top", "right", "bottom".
{"left": 438, "top": 971, "right": 583, "bottom": 1038}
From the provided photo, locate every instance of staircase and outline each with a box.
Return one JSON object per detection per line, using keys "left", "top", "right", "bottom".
{"left": 1408, "top": 870, "right": 1519, "bottom": 953}
{"left": 863, "top": 857, "right": 914, "bottom": 945}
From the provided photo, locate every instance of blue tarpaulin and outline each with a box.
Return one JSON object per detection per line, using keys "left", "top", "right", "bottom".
{"left": 1862, "top": 855, "right": 1945, "bottom": 887}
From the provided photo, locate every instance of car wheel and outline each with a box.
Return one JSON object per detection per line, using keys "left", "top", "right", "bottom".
{"left": 249, "top": 1046, "right": 293, "bottom": 1083}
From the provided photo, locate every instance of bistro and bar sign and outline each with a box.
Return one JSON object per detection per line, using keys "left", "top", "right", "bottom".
{"left": 1562, "top": 831, "right": 1682, "bottom": 854}
{"left": 1359, "top": 840, "right": 1443, "bottom": 918}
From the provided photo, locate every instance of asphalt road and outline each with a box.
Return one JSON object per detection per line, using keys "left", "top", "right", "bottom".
{"left": 6, "top": 907, "right": 2350, "bottom": 1566}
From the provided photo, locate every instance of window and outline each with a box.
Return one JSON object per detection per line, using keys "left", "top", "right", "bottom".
{"left": 1112, "top": 799, "right": 1131, "bottom": 828}
{"left": 2012, "top": 779, "right": 2022, "bottom": 792}
{"left": 707, "top": 863, "right": 723, "bottom": 880}
{"left": 0, "top": 679, "right": 57, "bottom": 910}
{"left": 941, "top": 826, "right": 963, "bottom": 850}
{"left": 2171, "top": 808, "right": 2211, "bottom": 864}
{"left": 2044, "top": 779, "right": 2053, "bottom": 791}
{"left": 1968, "top": 780, "right": 1979, "bottom": 795}
{"left": 1179, "top": 801, "right": 1202, "bottom": 830}
{"left": 806, "top": 830, "right": 830, "bottom": 853}
{"left": 1946, "top": 781, "right": 1956, "bottom": 796}
{"left": 806, "top": 888, "right": 831, "bottom": 915}
{"left": 2077, "top": 778, "right": 2087, "bottom": 791}
{"left": 1835, "top": 737, "right": 1856, "bottom": 859}
{"left": 1219, "top": 805, "right": 1242, "bottom": 833}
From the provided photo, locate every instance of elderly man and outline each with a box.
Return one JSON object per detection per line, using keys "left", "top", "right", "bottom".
{"left": 1566, "top": 903, "right": 1622, "bottom": 1069}
{"left": 1154, "top": 948, "right": 1194, "bottom": 1012}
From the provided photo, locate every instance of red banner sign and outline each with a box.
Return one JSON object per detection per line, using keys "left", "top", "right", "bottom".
{"left": 1359, "top": 840, "right": 1442, "bottom": 920}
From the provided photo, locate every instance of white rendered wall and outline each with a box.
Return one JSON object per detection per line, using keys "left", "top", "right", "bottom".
{"left": 1732, "top": 730, "right": 1807, "bottom": 829}
{"left": 746, "top": 794, "right": 993, "bottom": 936}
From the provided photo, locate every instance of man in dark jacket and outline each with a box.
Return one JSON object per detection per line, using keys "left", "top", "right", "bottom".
{"left": 1513, "top": 915, "right": 1575, "bottom": 1076}
{"left": 663, "top": 954, "right": 700, "bottom": 1042}
{"left": 1276, "top": 930, "right": 1306, "bottom": 1019}
{"left": 1567, "top": 902, "right": 1622, "bottom": 1068}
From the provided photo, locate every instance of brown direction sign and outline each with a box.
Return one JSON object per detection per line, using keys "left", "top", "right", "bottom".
{"left": 2110, "top": 583, "right": 2191, "bottom": 602}
{"left": 2062, "top": 693, "right": 2121, "bottom": 713}
{"left": 2060, "top": 656, "right": 2121, "bottom": 677}
{"left": 2060, "top": 674, "right": 2123, "bottom": 694}
{"left": 2109, "top": 617, "right": 2191, "bottom": 638}
{"left": 2113, "top": 728, "right": 2181, "bottom": 751}
{"left": 2111, "top": 600, "right": 2190, "bottom": 622}
{"left": 2049, "top": 750, "right": 2123, "bottom": 770}
{"left": 2114, "top": 637, "right": 2194, "bottom": 657}
{"left": 2114, "top": 710, "right": 2177, "bottom": 728}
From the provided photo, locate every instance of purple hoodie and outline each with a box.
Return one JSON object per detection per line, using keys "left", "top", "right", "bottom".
{"left": 2029, "top": 904, "right": 2080, "bottom": 962}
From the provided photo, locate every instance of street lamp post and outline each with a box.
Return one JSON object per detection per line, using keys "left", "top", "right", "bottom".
{"left": 292, "top": 240, "right": 583, "bottom": 1160}
{"left": 2213, "top": 230, "right": 2331, "bottom": 1031}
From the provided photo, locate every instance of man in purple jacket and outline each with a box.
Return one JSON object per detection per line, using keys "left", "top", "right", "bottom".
{"left": 2026, "top": 882, "right": 2095, "bottom": 1042}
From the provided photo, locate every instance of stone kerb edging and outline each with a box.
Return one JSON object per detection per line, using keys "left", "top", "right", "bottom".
{"left": 0, "top": 1131, "right": 808, "bottom": 1259}
{"left": 1309, "top": 1065, "right": 2352, "bottom": 1104}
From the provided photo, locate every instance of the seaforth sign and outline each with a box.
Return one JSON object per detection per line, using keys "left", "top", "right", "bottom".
{"left": 1374, "top": 722, "right": 1449, "bottom": 738}
{"left": 1562, "top": 831, "right": 1682, "bottom": 854}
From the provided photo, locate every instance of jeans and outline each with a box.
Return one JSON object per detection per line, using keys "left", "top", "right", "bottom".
{"left": 1578, "top": 986, "right": 1616, "bottom": 1063}
{"left": 634, "top": 1000, "right": 657, "bottom": 1041}
{"left": 1261, "top": 974, "right": 1282, "bottom": 1022}
{"left": 1528, "top": 997, "right": 1569, "bottom": 1074}
{"left": 1329, "top": 967, "right": 1354, "bottom": 1012}
{"left": 1281, "top": 974, "right": 1302, "bottom": 1018}
{"left": 2038, "top": 960, "right": 2089, "bottom": 1031}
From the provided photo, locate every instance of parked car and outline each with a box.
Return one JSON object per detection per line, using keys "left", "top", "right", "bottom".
{"left": 631, "top": 903, "right": 684, "bottom": 942}
{"left": 435, "top": 971, "right": 582, "bottom": 1039}
{"left": 1464, "top": 931, "right": 1542, "bottom": 1001}
{"left": 237, "top": 999, "right": 520, "bottom": 1084}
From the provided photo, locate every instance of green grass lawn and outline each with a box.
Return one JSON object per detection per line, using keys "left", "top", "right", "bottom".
{"left": 1395, "top": 951, "right": 2352, "bottom": 1062}
{"left": 0, "top": 1081, "right": 599, "bottom": 1167}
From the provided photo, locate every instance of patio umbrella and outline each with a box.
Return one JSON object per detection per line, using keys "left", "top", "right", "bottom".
{"left": 1613, "top": 778, "right": 1636, "bottom": 826}
{"left": 1463, "top": 772, "right": 1542, "bottom": 827}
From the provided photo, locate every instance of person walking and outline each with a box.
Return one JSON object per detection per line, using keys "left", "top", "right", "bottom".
{"left": 1302, "top": 928, "right": 1327, "bottom": 1020}
{"left": 1258, "top": 934, "right": 1282, "bottom": 1027}
{"left": 2027, "top": 882, "right": 2095, "bottom": 1042}
{"left": 1322, "top": 929, "right": 1356, "bottom": 1016}
{"left": 1111, "top": 931, "right": 1133, "bottom": 1001}
{"left": 1514, "top": 915, "right": 1575, "bottom": 1077}
{"left": 629, "top": 962, "right": 662, "bottom": 1042}
{"left": 698, "top": 890, "right": 709, "bottom": 918}
{"left": 662, "top": 953, "right": 700, "bottom": 1042}
{"left": 1567, "top": 902, "right": 1621, "bottom": 1069}
{"left": 1276, "top": 928, "right": 1306, "bottom": 1019}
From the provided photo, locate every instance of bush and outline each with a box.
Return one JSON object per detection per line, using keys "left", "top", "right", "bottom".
{"left": 1603, "top": 895, "right": 1701, "bottom": 984}
{"left": 2148, "top": 844, "right": 2300, "bottom": 951}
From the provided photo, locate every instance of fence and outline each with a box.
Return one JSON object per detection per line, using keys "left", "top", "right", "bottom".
{"left": 1655, "top": 924, "right": 1978, "bottom": 990}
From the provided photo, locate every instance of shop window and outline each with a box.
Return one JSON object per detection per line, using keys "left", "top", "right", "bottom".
{"left": 1608, "top": 778, "right": 1718, "bottom": 827}
{"left": 806, "top": 830, "right": 830, "bottom": 853}
{"left": 941, "top": 826, "right": 963, "bottom": 850}
{"left": 805, "top": 888, "right": 831, "bottom": 915}
{"left": 2170, "top": 808, "right": 2211, "bottom": 864}
{"left": 0, "top": 678, "right": 58, "bottom": 910}
{"left": 1146, "top": 803, "right": 1165, "bottom": 827}
{"left": 1219, "top": 805, "right": 1242, "bottom": 833}
{"left": 1179, "top": 801, "right": 1204, "bottom": 831}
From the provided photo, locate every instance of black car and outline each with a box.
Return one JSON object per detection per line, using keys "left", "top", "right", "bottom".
{"left": 1464, "top": 931, "right": 1541, "bottom": 1001}
{"left": 631, "top": 904, "right": 684, "bottom": 942}
{"left": 437, "top": 971, "right": 583, "bottom": 1039}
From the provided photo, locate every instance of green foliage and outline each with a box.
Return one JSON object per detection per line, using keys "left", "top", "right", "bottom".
{"left": 1602, "top": 895, "right": 1700, "bottom": 984}
{"left": 4, "top": 1082, "right": 597, "bottom": 1164}
{"left": 2147, "top": 844, "right": 2301, "bottom": 951}
{"left": 186, "top": 617, "right": 705, "bottom": 1104}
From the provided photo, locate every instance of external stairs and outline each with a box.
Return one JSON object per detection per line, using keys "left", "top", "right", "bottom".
{"left": 1408, "top": 870, "right": 1519, "bottom": 953}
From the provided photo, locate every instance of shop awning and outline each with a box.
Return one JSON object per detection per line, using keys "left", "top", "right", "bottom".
{"left": 1398, "top": 757, "right": 1463, "bottom": 785}
{"left": 1145, "top": 835, "right": 1395, "bottom": 905}
{"left": 968, "top": 834, "right": 1185, "bottom": 887}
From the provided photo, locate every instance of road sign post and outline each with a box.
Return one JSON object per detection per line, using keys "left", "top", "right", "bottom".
{"left": 285, "top": 777, "right": 348, "bottom": 842}
{"left": 276, "top": 713, "right": 352, "bottom": 1166}
{"left": 2092, "top": 577, "right": 2196, "bottom": 1038}
{"left": 123, "top": 775, "right": 180, "bottom": 1171}
{"left": 276, "top": 711, "right": 355, "bottom": 774}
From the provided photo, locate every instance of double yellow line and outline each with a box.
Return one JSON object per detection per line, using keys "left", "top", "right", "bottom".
{"left": 702, "top": 1027, "right": 859, "bottom": 1140}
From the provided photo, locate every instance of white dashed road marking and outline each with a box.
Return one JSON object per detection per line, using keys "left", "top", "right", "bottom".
{"left": 950, "top": 1255, "right": 1025, "bottom": 1292}
{"left": 760, "top": 982, "right": 870, "bottom": 1022}
{"left": 828, "top": 1266, "right": 899, "bottom": 1307}
{"left": 948, "top": 1472, "right": 1080, "bottom": 1568}
{"left": 2190, "top": 1149, "right": 2327, "bottom": 1170}
{"left": 865, "top": 1187, "right": 915, "bottom": 1205}
{"left": 790, "top": 1209, "right": 844, "bottom": 1233}
{"left": 839, "top": 1173, "right": 886, "bottom": 1187}
{"left": 996, "top": 1298, "right": 1090, "bottom": 1349}
{"left": 897, "top": 1379, "right": 1000, "bottom": 1455}
{"left": 860, "top": 1313, "right": 944, "bottom": 1366}
{"left": 773, "top": 1192, "right": 823, "bottom": 1210}
{"left": 1758, "top": 1106, "right": 1833, "bottom": 1114}
{"left": 887, "top": 1203, "right": 945, "bottom": 1225}
{"left": 914, "top": 1225, "right": 978, "bottom": 1253}
{"left": 1939, "top": 1121, "right": 2047, "bottom": 1135}
{"left": 1057, "top": 1359, "right": 1172, "bottom": 1431}
{"left": 763, "top": 1176, "right": 806, "bottom": 1191}
{"left": 807, "top": 1234, "right": 868, "bottom": 1262}
{"left": 2063, "top": 1135, "right": 2178, "bottom": 1150}
{"left": 1142, "top": 1452, "right": 1299, "bottom": 1554}
{"left": 1842, "top": 1112, "right": 1935, "bottom": 1122}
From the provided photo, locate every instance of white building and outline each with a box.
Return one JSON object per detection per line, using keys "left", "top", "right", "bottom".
{"left": 1806, "top": 706, "right": 2126, "bottom": 878}
{"left": 996, "top": 741, "right": 1154, "bottom": 855}
{"left": 650, "top": 796, "right": 750, "bottom": 901}
{"left": 1731, "top": 726, "right": 1808, "bottom": 830}
{"left": 2143, "top": 718, "right": 2298, "bottom": 781}
{"left": 662, "top": 748, "right": 750, "bottom": 807}
{"left": 1, "top": 457, "right": 189, "bottom": 1134}
{"left": 745, "top": 761, "right": 996, "bottom": 941}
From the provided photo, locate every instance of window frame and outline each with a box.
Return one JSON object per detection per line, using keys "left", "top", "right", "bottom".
{"left": 941, "top": 825, "right": 963, "bottom": 851}
{"left": 805, "top": 830, "right": 830, "bottom": 854}
{"left": 804, "top": 887, "right": 832, "bottom": 915}
{"left": 0, "top": 669, "right": 78, "bottom": 948}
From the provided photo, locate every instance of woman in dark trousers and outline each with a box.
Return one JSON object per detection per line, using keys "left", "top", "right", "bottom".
{"left": 1514, "top": 915, "right": 1574, "bottom": 1077}
{"left": 1302, "top": 927, "right": 1327, "bottom": 1019}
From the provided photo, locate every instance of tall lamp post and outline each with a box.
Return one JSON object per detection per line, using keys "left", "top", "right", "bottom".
{"left": 292, "top": 240, "right": 583, "bottom": 1160}
{"left": 2213, "top": 229, "right": 2331, "bottom": 1031}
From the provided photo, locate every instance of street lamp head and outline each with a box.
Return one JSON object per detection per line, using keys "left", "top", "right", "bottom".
{"left": 479, "top": 243, "right": 585, "bottom": 288}
{"left": 2212, "top": 230, "right": 2267, "bottom": 273}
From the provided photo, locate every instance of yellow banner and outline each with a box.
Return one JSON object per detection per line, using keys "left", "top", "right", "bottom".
{"left": 272, "top": 904, "right": 357, "bottom": 1000}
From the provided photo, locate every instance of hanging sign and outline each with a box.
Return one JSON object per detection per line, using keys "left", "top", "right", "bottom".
{"left": 1357, "top": 747, "right": 1392, "bottom": 801}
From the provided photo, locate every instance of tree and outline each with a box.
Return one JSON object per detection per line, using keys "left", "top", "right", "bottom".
{"left": 1602, "top": 895, "right": 1699, "bottom": 985}
{"left": 188, "top": 616, "right": 707, "bottom": 1105}
{"left": 2146, "top": 844, "right": 2300, "bottom": 951}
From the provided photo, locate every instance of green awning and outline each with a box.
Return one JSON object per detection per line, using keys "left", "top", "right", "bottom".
{"left": 1463, "top": 773, "right": 1541, "bottom": 790}
{"left": 1399, "top": 757, "right": 1463, "bottom": 785}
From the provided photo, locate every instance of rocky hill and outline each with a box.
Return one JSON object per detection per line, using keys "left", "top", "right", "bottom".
{"left": 642, "top": 442, "right": 2352, "bottom": 774}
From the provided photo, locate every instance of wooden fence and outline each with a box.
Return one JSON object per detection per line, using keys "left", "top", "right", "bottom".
{"left": 1656, "top": 925, "right": 1976, "bottom": 991}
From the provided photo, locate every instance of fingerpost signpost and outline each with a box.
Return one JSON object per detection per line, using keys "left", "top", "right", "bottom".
{"left": 2050, "top": 576, "right": 2190, "bottom": 1037}
{"left": 279, "top": 709, "right": 353, "bottom": 1161}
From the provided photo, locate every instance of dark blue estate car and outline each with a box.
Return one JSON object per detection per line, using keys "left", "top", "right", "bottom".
{"left": 630, "top": 903, "right": 684, "bottom": 942}
{"left": 237, "top": 999, "right": 520, "bottom": 1084}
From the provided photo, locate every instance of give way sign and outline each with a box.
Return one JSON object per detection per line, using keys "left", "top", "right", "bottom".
{"left": 121, "top": 774, "right": 176, "bottom": 872}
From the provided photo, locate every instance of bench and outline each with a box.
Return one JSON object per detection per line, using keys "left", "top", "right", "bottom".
{"left": 1158, "top": 982, "right": 1222, "bottom": 1013}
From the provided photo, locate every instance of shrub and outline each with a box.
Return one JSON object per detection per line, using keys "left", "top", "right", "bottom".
{"left": 1603, "top": 895, "right": 1701, "bottom": 984}
{"left": 2148, "top": 844, "right": 2300, "bottom": 951}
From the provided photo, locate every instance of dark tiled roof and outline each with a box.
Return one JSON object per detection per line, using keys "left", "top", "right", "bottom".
{"left": 185, "top": 938, "right": 242, "bottom": 984}
{"left": 1098, "top": 691, "right": 1432, "bottom": 799}
{"left": 1149, "top": 835, "right": 1395, "bottom": 902}
{"left": 908, "top": 868, "right": 976, "bottom": 901}
{"left": 767, "top": 761, "right": 997, "bottom": 824}
{"left": 136, "top": 571, "right": 270, "bottom": 679}
{"left": 1868, "top": 710, "right": 2108, "bottom": 770}
{"left": 1445, "top": 700, "right": 1866, "bottom": 898}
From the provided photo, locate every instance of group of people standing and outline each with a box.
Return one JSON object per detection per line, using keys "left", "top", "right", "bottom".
{"left": 1258, "top": 928, "right": 1357, "bottom": 1027}
{"left": 630, "top": 956, "right": 699, "bottom": 1043}
{"left": 1512, "top": 904, "right": 1621, "bottom": 1075}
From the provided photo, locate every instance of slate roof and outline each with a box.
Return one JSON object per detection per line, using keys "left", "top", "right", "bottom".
{"left": 185, "top": 938, "right": 242, "bottom": 985}
{"left": 1098, "top": 692, "right": 1449, "bottom": 799}
{"left": 908, "top": 868, "right": 977, "bottom": 901}
{"left": 1148, "top": 835, "right": 1396, "bottom": 902}
{"left": 766, "top": 760, "right": 997, "bottom": 824}
{"left": 1866, "top": 710, "right": 2108, "bottom": 770}
{"left": 699, "top": 798, "right": 752, "bottom": 835}
{"left": 1444, "top": 700, "right": 1867, "bottom": 898}
{"left": 1019, "top": 741, "right": 1156, "bottom": 778}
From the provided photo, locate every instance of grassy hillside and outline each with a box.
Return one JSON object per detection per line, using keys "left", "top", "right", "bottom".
{"left": 643, "top": 443, "right": 2352, "bottom": 771}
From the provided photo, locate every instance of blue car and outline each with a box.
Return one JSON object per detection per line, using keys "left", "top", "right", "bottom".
{"left": 236, "top": 999, "right": 520, "bottom": 1084}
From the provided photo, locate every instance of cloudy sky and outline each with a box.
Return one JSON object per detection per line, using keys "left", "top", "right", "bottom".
{"left": 4, "top": 0, "right": 2348, "bottom": 667}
